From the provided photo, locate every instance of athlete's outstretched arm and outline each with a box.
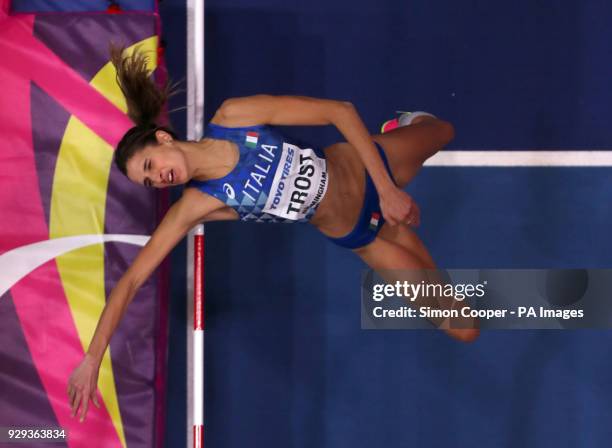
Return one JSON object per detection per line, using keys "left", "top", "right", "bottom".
{"left": 210, "top": 94, "right": 417, "bottom": 226}
{"left": 67, "top": 189, "right": 223, "bottom": 422}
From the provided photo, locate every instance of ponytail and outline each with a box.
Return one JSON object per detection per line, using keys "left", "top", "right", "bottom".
{"left": 110, "top": 44, "right": 177, "bottom": 176}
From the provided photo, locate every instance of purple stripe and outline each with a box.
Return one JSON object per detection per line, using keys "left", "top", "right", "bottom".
{"left": 104, "top": 173, "right": 158, "bottom": 448}
{"left": 30, "top": 82, "right": 70, "bottom": 226}
{"left": 104, "top": 243, "right": 158, "bottom": 446}
{"left": 152, "top": 5, "right": 171, "bottom": 447}
{"left": 154, "top": 189, "right": 171, "bottom": 448}
{"left": 34, "top": 14, "right": 157, "bottom": 83}
{"left": 0, "top": 290, "right": 67, "bottom": 447}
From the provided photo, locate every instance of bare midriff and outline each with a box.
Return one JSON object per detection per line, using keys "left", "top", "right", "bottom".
{"left": 309, "top": 142, "right": 366, "bottom": 239}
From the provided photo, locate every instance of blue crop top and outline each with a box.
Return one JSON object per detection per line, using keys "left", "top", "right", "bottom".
{"left": 187, "top": 123, "right": 329, "bottom": 223}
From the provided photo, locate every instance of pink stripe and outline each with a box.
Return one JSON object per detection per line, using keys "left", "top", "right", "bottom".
{"left": 0, "top": 16, "right": 122, "bottom": 447}
{"left": 0, "top": 16, "right": 133, "bottom": 148}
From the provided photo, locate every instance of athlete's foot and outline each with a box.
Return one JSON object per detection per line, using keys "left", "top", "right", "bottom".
{"left": 409, "top": 115, "right": 437, "bottom": 125}
{"left": 445, "top": 327, "right": 480, "bottom": 343}
{"left": 381, "top": 111, "right": 437, "bottom": 133}
{"left": 439, "top": 314, "right": 480, "bottom": 343}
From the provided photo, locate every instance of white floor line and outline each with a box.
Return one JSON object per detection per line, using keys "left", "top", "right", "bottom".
{"left": 425, "top": 150, "right": 612, "bottom": 167}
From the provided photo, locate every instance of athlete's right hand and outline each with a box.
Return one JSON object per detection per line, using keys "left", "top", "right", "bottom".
{"left": 67, "top": 354, "right": 101, "bottom": 422}
{"left": 379, "top": 185, "right": 421, "bottom": 227}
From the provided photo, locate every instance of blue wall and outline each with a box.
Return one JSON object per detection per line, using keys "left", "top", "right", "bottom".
{"left": 163, "top": 1, "right": 612, "bottom": 447}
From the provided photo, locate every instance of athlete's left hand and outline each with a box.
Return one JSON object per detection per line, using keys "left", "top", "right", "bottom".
{"left": 379, "top": 186, "right": 420, "bottom": 227}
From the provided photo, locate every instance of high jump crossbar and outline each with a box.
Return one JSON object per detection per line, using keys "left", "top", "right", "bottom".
{"left": 186, "top": 1, "right": 205, "bottom": 448}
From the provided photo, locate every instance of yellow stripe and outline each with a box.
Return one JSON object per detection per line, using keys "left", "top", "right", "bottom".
{"left": 49, "top": 36, "right": 158, "bottom": 448}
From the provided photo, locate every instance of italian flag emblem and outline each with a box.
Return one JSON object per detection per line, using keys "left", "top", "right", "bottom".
{"left": 245, "top": 131, "right": 259, "bottom": 149}
{"left": 369, "top": 212, "right": 381, "bottom": 231}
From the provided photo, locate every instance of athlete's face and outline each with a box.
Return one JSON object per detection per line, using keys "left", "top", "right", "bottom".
{"left": 126, "top": 131, "right": 189, "bottom": 189}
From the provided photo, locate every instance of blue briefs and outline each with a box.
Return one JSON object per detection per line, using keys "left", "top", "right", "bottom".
{"left": 326, "top": 142, "right": 396, "bottom": 250}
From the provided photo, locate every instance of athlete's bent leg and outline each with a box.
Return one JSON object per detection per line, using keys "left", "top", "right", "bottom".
{"left": 377, "top": 222, "right": 437, "bottom": 269}
{"left": 372, "top": 116, "right": 454, "bottom": 188}
{"left": 354, "top": 232, "right": 480, "bottom": 343}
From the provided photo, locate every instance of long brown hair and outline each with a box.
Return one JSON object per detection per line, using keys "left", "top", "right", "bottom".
{"left": 110, "top": 44, "right": 177, "bottom": 176}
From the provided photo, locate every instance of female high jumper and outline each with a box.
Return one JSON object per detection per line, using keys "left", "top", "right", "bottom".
{"left": 67, "top": 47, "right": 480, "bottom": 422}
